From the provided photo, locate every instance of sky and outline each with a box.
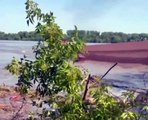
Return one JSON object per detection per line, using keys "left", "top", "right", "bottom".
{"left": 0, "top": 0, "right": 148, "bottom": 33}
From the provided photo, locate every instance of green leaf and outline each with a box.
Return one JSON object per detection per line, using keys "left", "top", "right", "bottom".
{"left": 27, "top": 20, "right": 29, "bottom": 26}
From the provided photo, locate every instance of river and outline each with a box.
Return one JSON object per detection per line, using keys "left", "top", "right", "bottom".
{"left": 0, "top": 40, "right": 36, "bottom": 85}
{"left": 0, "top": 40, "right": 148, "bottom": 93}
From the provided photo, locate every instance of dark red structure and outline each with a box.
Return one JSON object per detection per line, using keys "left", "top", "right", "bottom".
{"left": 79, "top": 41, "right": 148, "bottom": 64}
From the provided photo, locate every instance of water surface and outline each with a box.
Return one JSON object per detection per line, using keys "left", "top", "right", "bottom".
{"left": 0, "top": 40, "right": 148, "bottom": 92}
{"left": 0, "top": 40, "right": 36, "bottom": 85}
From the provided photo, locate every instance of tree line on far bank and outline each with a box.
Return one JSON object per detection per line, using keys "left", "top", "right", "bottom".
{"left": 0, "top": 30, "right": 148, "bottom": 43}
{"left": 67, "top": 30, "right": 148, "bottom": 43}
{"left": 0, "top": 31, "right": 42, "bottom": 41}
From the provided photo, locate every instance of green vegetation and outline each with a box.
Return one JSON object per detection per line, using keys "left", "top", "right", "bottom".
{"left": 1, "top": 30, "right": 148, "bottom": 43}
{"left": 67, "top": 30, "right": 148, "bottom": 43}
{"left": 0, "top": 31, "right": 41, "bottom": 41}
{"left": 6, "top": 0, "right": 148, "bottom": 119}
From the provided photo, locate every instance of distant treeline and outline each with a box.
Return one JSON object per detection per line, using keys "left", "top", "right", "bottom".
{"left": 0, "top": 31, "right": 42, "bottom": 41}
{"left": 1, "top": 30, "right": 148, "bottom": 43}
{"left": 67, "top": 30, "right": 148, "bottom": 43}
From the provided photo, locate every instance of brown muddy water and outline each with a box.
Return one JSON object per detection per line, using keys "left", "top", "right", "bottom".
{"left": 0, "top": 40, "right": 148, "bottom": 92}
{"left": 0, "top": 40, "right": 148, "bottom": 119}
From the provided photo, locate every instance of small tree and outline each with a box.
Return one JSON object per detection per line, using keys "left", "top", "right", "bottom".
{"left": 7, "top": 0, "right": 148, "bottom": 120}
{"left": 7, "top": 0, "right": 85, "bottom": 119}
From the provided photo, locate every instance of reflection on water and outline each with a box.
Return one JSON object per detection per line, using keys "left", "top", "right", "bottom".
{"left": 0, "top": 40, "right": 148, "bottom": 92}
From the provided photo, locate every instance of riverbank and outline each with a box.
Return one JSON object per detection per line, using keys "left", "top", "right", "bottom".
{"left": 0, "top": 85, "right": 44, "bottom": 120}
{"left": 0, "top": 85, "right": 30, "bottom": 119}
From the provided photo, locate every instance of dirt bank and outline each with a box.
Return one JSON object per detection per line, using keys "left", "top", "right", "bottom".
{"left": 0, "top": 85, "right": 37, "bottom": 120}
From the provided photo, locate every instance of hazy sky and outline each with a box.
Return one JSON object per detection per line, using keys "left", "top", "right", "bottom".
{"left": 0, "top": 0, "right": 148, "bottom": 33}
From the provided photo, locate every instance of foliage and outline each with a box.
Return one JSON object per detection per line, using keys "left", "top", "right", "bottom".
{"left": 66, "top": 30, "right": 148, "bottom": 43}
{"left": 1, "top": 30, "right": 148, "bottom": 43}
{"left": 7, "top": 0, "right": 148, "bottom": 120}
{"left": 0, "top": 31, "right": 42, "bottom": 41}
